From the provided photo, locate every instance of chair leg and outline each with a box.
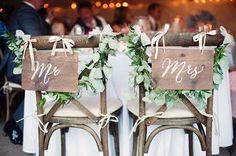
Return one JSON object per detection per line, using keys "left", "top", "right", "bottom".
{"left": 39, "top": 129, "right": 45, "bottom": 156}
{"left": 61, "top": 128, "right": 66, "bottom": 156}
{"left": 132, "top": 131, "right": 138, "bottom": 156}
{"left": 137, "top": 122, "right": 145, "bottom": 156}
{"left": 184, "top": 129, "right": 193, "bottom": 156}
{"left": 206, "top": 118, "right": 212, "bottom": 156}
{"left": 5, "top": 91, "right": 10, "bottom": 121}
{"left": 101, "top": 126, "right": 109, "bottom": 156}
{"left": 113, "top": 123, "right": 120, "bottom": 156}
{"left": 189, "top": 131, "right": 193, "bottom": 156}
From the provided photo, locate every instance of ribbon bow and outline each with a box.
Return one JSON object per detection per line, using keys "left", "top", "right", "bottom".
{"left": 88, "top": 24, "right": 120, "bottom": 40}
{"left": 151, "top": 24, "right": 170, "bottom": 59}
{"left": 133, "top": 25, "right": 151, "bottom": 47}
{"left": 17, "top": 112, "right": 49, "bottom": 134}
{"left": 129, "top": 112, "right": 164, "bottom": 137}
{"left": 193, "top": 26, "right": 217, "bottom": 54}
{"left": 49, "top": 36, "right": 75, "bottom": 56}
{"left": 98, "top": 113, "right": 119, "bottom": 131}
{"left": 16, "top": 30, "right": 37, "bottom": 71}
{"left": 220, "top": 26, "right": 234, "bottom": 45}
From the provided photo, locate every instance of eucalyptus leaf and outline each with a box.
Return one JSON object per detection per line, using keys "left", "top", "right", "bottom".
{"left": 89, "top": 68, "right": 103, "bottom": 79}
{"left": 92, "top": 53, "right": 100, "bottom": 63}
{"left": 103, "top": 65, "right": 112, "bottom": 79}
{"left": 213, "top": 73, "right": 222, "bottom": 85}
{"left": 13, "top": 67, "right": 22, "bottom": 75}
{"left": 108, "top": 39, "right": 118, "bottom": 50}
{"left": 136, "top": 75, "right": 144, "bottom": 84}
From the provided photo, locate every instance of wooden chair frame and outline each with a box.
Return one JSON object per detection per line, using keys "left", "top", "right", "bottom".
{"left": 129, "top": 32, "right": 224, "bottom": 156}
{"left": 0, "top": 48, "right": 23, "bottom": 121}
{"left": 24, "top": 35, "right": 121, "bottom": 156}
{"left": 130, "top": 85, "right": 213, "bottom": 156}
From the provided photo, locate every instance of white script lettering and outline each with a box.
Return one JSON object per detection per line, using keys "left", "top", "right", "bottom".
{"left": 161, "top": 58, "right": 204, "bottom": 83}
{"left": 31, "top": 61, "right": 61, "bottom": 84}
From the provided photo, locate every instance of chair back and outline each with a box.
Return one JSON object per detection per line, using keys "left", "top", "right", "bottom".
{"left": 21, "top": 35, "right": 100, "bottom": 93}
{"left": 21, "top": 35, "right": 109, "bottom": 117}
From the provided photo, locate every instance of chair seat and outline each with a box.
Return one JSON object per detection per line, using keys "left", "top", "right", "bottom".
{"left": 44, "top": 95, "right": 122, "bottom": 118}
{"left": 127, "top": 99, "right": 196, "bottom": 118}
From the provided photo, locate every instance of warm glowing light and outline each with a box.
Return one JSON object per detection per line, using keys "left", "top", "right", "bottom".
{"left": 0, "top": 8, "right": 3, "bottom": 12}
{"left": 182, "top": 0, "right": 187, "bottom": 4}
{"left": 102, "top": 3, "right": 108, "bottom": 9}
{"left": 95, "top": 1, "right": 102, "bottom": 7}
{"left": 109, "top": 3, "right": 115, "bottom": 8}
{"left": 215, "top": 0, "right": 220, "bottom": 2}
{"left": 230, "top": 0, "right": 234, "bottom": 2}
{"left": 209, "top": 0, "right": 213, "bottom": 2}
{"left": 71, "top": 2, "right": 77, "bottom": 10}
{"left": 194, "top": 0, "right": 199, "bottom": 3}
{"left": 122, "top": 2, "right": 128, "bottom": 7}
{"left": 116, "top": 3, "right": 121, "bottom": 8}
{"left": 201, "top": 0, "right": 206, "bottom": 3}
{"left": 43, "top": 3, "right": 49, "bottom": 8}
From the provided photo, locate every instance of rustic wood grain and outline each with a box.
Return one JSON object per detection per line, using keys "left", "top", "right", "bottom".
{"left": 22, "top": 51, "right": 78, "bottom": 92}
{"left": 31, "top": 32, "right": 223, "bottom": 49}
{"left": 152, "top": 47, "right": 214, "bottom": 90}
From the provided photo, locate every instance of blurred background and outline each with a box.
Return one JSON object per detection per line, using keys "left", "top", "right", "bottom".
{"left": 0, "top": 0, "right": 236, "bottom": 35}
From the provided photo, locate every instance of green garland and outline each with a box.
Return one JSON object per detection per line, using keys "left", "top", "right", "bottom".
{"left": 123, "top": 27, "right": 229, "bottom": 110}
{"left": 3, "top": 32, "right": 119, "bottom": 107}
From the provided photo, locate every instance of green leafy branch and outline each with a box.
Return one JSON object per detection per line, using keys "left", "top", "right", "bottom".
{"left": 4, "top": 32, "right": 119, "bottom": 107}
{"left": 124, "top": 27, "right": 228, "bottom": 110}
{"left": 2, "top": 31, "right": 24, "bottom": 74}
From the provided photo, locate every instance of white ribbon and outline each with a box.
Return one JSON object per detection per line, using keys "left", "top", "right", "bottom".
{"left": 1, "top": 82, "right": 11, "bottom": 93}
{"left": 98, "top": 113, "right": 119, "bottom": 131}
{"left": 200, "top": 111, "right": 219, "bottom": 136}
{"left": 193, "top": 27, "right": 217, "bottom": 54}
{"left": 133, "top": 25, "right": 151, "bottom": 47}
{"left": 129, "top": 112, "right": 164, "bottom": 137}
{"left": 16, "top": 30, "right": 37, "bottom": 71}
{"left": 88, "top": 24, "right": 120, "bottom": 40}
{"left": 48, "top": 36, "right": 75, "bottom": 56}
{"left": 17, "top": 112, "right": 49, "bottom": 134}
{"left": 151, "top": 24, "right": 170, "bottom": 59}
{"left": 220, "top": 26, "right": 234, "bottom": 45}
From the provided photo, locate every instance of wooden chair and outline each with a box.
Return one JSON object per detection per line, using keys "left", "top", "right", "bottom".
{"left": 0, "top": 48, "right": 23, "bottom": 121}
{"left": 21, "top": 35, "right": 121, "bottom": 156}
{"left": 128, "top": 33, "right": 224, "bottom": 156}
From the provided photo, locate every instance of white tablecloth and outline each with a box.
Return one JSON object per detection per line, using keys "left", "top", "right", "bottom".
{"left": 23, "top": 51, "right": 233, "bottom": 156}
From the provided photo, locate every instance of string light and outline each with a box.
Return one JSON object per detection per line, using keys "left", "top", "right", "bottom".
{"left": 71, "top": 2, "right": 77, "bottom": 9}
{"left": 201, "top": 0, "right": 206, "bottom": 3}
{"left": 109, "top": 3, "right": 115, "bottom": 8}
{"left": 95, "top": 1, "right": 102, "bottom": 7}
{"left": 43, "top": 3, "right": 49, "bottom": 8}
{"left": 102, "top": 3, "right": 108, "bottom": 9}
{"left": 122, "top": 2, "right": 129, "bottom": 7}
{"left": 116, "top": 3, "right": 121, "bottom": 8}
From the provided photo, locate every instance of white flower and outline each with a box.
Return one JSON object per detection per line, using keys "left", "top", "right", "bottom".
{"left": 89, "top": 25, "right": 120, "bottom": 39}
